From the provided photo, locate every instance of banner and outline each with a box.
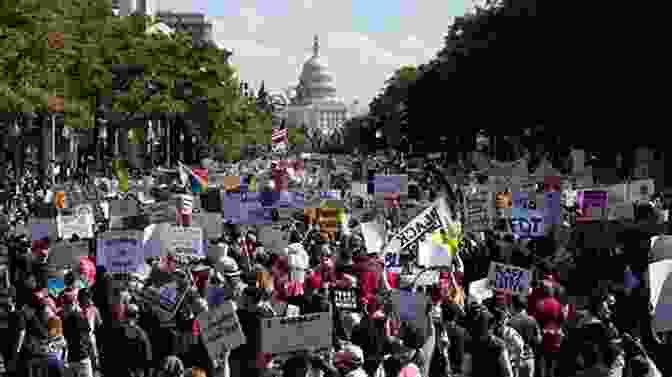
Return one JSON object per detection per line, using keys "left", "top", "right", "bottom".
{"left": 57, "top": 204, "right": 94, "bottom": 239}
{"left": 198, "top": 301, "right": 246, "bottom": 364}
{"left": 383, "top": 198, "right": 457, "bottom": 257}
{"left": 258, "top": 312, "right": 333, "bottom": 355}
{"left": 96, "top": 230, "right": 143, "bottom": 274}
{"left": 487, "top": 262, "right": 531, "bottom": 296}
{"left": 464, "top": 185, "right": 492, "bottom": 232}
{"left": 576, "top": 189, "right": 608, "bottom": 222}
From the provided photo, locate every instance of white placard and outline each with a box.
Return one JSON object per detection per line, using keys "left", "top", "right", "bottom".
{"left": 97, "top": 230, "right": 143, "bottom": 274}
{"left": 360, "top": 221, "right": 385, "bottom": 255}
{"left": 464, "top": 185, "right": 492, "bottom": 232}
{"left": 199, "top": 301, "right": 247, "bottom": 363}
{"left": 487, "top": 262, "right": 532, "bottom": 296}
{"left": 167, "top": 226, "right": 204, "bottom": 258}
{"left": 469, "top": 278, "right": 494, "bottom": 304}
{"left": 110, "top": 199, "right": 138, "bottom": 218}
{"left": 57, "top": 204, "right": 94, "bottom": 239}
{"left": 259, "top": 312, "right": 333, "bottom": 356}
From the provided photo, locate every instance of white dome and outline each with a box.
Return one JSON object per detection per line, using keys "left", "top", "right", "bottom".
{"left": 297, "top": 36, "right": 338, "bottom": 103}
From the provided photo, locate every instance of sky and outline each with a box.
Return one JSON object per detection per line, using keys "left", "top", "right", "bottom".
{"left": 151, "top": 0, "right": 474, "bottom": 108}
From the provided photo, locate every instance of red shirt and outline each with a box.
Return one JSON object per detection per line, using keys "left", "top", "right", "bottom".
{"left": 353, "top": 256, "right": 384, "bottom": 313}
{"left": 528, "top": 275, "right": 560, "bottom": 317}
{"left": 535, "top": 296, "right": 566, "bottom": 353}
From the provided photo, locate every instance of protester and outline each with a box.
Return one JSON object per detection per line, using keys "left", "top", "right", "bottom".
{"left": 2, "top": 150, "right": 669, "bottom": 377}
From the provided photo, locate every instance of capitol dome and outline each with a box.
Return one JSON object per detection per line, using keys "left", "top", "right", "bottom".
{"left": 297, "top": 35, "right": 340, "bottom": 104}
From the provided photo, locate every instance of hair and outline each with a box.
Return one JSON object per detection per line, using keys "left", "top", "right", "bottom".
{"left": 282, "top": 354, "right": 311, "bottom": 377}
{"left": 48, "top": 317, "right": 63, "bottom": 337}
{"left": 511, "top": 293, "right": 528, "bottom": 311}
{"left": 441, "top": 302, "right": 462, "bottom": 322}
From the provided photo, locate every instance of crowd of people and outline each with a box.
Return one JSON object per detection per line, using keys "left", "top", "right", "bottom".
{"left": 0, "top": 151, "right": 668, "bottom": 377}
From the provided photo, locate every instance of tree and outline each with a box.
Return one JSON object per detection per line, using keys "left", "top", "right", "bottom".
{"left": 2, "top": 0, "right": 270, "bottom": 163}
{"left": 368, "top": 65, "right": 418, "bottom": 151}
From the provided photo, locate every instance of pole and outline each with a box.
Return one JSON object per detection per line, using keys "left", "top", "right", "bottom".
{"left": 51, "top": 114, "right": 56, "bottom": 186}
{"left": 166, "top": 117, "right": 171, "bottom": 167}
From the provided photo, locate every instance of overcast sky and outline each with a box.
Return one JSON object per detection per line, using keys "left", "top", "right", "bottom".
{"left": 151, "top": 0, "right": 473, "bottom": 106}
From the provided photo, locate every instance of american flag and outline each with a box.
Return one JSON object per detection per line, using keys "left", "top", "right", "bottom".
{"left": 272, "top": 127, "right": 288, "bottom": 145}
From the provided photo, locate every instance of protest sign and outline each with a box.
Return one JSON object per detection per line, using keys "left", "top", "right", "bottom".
{"left": 199, "top": 301, "right": 246, "bottom": 364}
{"left": 383, "top": 198, "right": 453, "bottom": 256}
{"left": 487, "top": 262, "right": 531, "bottom": 296}
{"left": 207, "top": 287, "right": 227, "bottom": 308}
{"left": 147, "top": 280, "right": 189, "bottom": 317}
{"left": 403, "top": 269, "right": 440, "bottom": 286}
{"left": 468, "top": 278, "right": 494, "bottom": 304}
{"left": 258, "top": 225, "right": 288, "bottom": 254}
{"left": 110, "top": 199, "right": 139, "bottom": 218}
{"left": 510, "top": 208, "right": 545, "bottom": 238}
{"left": 390, "top": 290, "right": 429, "bottom": 338}
{"left": 360, "top": 221, "right": 385, "bottom": 255}
{"left": 629, "top": 179, "right": 654, "bottom": 203}
{"left": 464, "top": 185, "right": 492, "bottom": 232}
{"left": 259, "top": 311, "right": 333, "bottom": 356}
{"left": 57, "top": 204, "right": 94, "bottom": 239}
{"left": 332, "top": 288, "right": 358, "bottom": 310}
{"left": 166, "top": 226, "right": 203, "bottom": 259}
{"left": 193, "top": 212, "right": 223, "bottom": 240}
{"left": 47, "top": 241, "right": 89, "bottom": 268}
{"left": 374, "top": 175, "right": 408, "bottom": 196}
{"left": 29, "top": 218, "right": 58, "bottom": 241}
{"left": 96, "top": 230, "right": 143, "bottom": 274}
{"left": 350, "top": 182, "right": 368, "bottom": 199}
{"left": 576, "top": 189, "right": 608, "bottom": 222}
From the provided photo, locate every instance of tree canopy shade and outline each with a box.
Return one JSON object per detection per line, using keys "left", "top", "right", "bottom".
{"left": 1, "top": 0, "right": 271, "bottom": 162}
{"left": 366, "top": 0, "right": 652, "bottom": 163}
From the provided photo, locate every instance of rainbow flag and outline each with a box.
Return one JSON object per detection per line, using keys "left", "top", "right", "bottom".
{"left": 178, "top": 162, "right": 208, "bottom": 194}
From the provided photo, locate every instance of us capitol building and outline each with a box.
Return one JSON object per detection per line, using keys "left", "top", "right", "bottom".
{"left": 284, "top": 35, "right": 349, "bottom": 139}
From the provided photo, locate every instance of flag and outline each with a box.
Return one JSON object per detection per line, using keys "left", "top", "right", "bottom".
{"left": 178, "top": 162, "right": 208, "bottom": 194}
{"left": 112, "top": 159, "right": 129, "bottom": 192}
{"left": 272, "top": 126, "right": 288, "bottom": 145}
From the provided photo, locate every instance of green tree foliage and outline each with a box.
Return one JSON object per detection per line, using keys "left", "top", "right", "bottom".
{"left": 368, "top": 65, "right": 417, "bottom": 151}
{"left": 1, "top": 0, "right": 270, "bottom": 162}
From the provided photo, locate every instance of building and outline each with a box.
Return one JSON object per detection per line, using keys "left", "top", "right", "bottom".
{"left": 115, "top": 0, "right": 158, "bottom": 16}
{"left": 286, "top": 35, "right": 348, "bottom": 140}
{"left": 154, "top": 11, "right": 214, "bottom": 44}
